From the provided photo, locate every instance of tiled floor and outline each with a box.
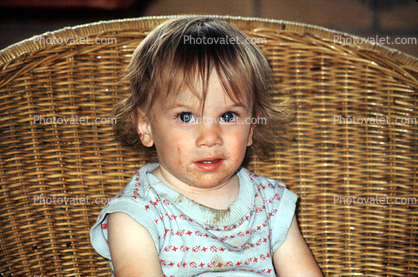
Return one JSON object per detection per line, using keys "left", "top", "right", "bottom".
{"left": 0, "top": 0, "right": 417, "bottom": 57}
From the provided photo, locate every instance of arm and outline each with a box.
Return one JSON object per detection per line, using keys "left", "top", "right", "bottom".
{"left": 273, "top": 215, "right": 323, "bottom": 277}
{"left": 108, "top": 212, "right": 164, "bottom": 277}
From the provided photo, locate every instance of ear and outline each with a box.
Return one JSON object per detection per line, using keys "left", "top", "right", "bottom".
{"left": 246, "top": 111, "right": 259, "bottom": 147}
{"left": 132, "top": 109, "right": 154, "bottom": 147}
{"left": 246, "top": 121, "right": 255, "bottom": 147}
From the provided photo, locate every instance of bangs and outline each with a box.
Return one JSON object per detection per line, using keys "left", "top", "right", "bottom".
{"left": 161, "top": 41, "right": 251, "bottom": 107}
{"left": 148, "top": 17, "right": 268, "bottom": 112}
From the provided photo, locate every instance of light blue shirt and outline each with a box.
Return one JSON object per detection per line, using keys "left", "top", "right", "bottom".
{"left": 90, "top": 163, "right": 298, "bottom": 276}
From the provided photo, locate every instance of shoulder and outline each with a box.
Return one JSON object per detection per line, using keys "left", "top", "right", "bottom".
{"left": 113, "top": 163, "right": 159, "bottom": 202}
{"left": 95, "top": 165, "right": 158, "bottom": 222}
{"left": 104, "top": 163, "right": 164, "bottom": 229}
{"left": 238, "top": 168, "right": 299, "bottom": 250}
{"left": 90, "top": 164, "right": 162, "bottom": 259}
{"left": 238, "top": 167, "right": 292, "bottom": 199}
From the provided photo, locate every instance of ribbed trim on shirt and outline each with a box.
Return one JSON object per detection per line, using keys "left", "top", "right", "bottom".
{"left": 89, "top": 198, "right": 160, "bottom": 260}
{"left": 271, "top": 188, "right": 298, "bottom": 252}
{"left": 147, "top": 168, "right": 254, "bottom": 226}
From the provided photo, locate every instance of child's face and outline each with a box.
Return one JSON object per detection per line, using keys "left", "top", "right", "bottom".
{"left": 139, "top": 71, "right": 254, "bottom": 190}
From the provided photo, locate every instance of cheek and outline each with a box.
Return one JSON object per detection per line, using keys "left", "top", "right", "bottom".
{"left": 159, "top": 133, "right": 190, "bottom": 160}
{"left": 226, "top": 130, "right": 250, "bottom": 154}
{"left": 238, "top": 125, "right": 253, "bottom": 145}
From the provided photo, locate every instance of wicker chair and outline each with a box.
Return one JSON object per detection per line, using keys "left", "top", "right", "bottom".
{"left": 1, "top": 15, "right": 417, "bottom": 277}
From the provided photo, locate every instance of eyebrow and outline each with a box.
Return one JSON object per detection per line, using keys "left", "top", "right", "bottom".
{"left": 228, "top": 102, "right": 247, "bottom": 109}
{"left": 166, "top": 103, "right": 197, "bottom": 111}
{"left": 166, "top": 102, "right": 247, "bottom": 111}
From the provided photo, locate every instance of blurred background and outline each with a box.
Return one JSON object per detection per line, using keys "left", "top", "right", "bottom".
{"left": 0, "top": 0, "right": 417, "bottom": 57}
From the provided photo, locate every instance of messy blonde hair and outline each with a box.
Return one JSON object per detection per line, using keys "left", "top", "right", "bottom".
{"left": 114, "top": 16, "right": 291, "bottom": 156}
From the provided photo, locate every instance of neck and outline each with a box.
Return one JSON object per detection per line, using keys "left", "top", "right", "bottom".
{"left": 151, "top": 166, "right": 239, "bottom": 210}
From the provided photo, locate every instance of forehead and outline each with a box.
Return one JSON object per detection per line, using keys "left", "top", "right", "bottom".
{"left": 156, "top": 70, "right": 251, "bottom": 109}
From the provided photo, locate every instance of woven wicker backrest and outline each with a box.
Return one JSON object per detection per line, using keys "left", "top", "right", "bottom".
{"left": 1, "top": 15, "right": 417, "bottom": 276}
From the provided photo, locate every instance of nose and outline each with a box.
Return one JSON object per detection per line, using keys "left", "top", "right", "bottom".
{"left": 195, "top": 119, "right": 223, "bottom": 148}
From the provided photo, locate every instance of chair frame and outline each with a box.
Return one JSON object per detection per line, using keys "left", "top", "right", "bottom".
{"left": 1, "top": 15, "right": 417, "bottom": 277}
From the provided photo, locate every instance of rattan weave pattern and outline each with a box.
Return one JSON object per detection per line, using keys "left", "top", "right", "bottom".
{"left": 1, "top": 15, "right": 417, "bottom": 276}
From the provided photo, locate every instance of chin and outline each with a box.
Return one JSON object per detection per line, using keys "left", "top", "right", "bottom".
{"left": 191, "top": 172, "right": 236, "bottom": 188}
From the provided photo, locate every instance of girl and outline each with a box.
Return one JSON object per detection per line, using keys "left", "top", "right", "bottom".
{"left": 90, "top": 16, "right": 322, "bottom": 277}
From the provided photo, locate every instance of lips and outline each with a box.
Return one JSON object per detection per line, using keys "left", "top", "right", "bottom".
{"left": 194, "top": 157, "right": 224, "bottom": 172}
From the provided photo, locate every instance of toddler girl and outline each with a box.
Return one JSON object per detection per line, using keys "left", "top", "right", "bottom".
{"left": 90, "top": 16, "right": 322, "bottom": 277}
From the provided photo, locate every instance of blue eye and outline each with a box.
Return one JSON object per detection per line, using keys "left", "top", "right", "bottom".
{"left": 178, "top": 112, "right": 196, "bottom": 123}
{"left": 220, "top": 112, "right": 237, "bottom": 123}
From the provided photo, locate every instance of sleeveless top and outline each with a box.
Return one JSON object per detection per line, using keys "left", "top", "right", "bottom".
{"left": 90, "top": 163, "right": 298, "bottom": 276}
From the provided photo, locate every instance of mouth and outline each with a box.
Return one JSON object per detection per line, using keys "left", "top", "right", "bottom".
{"left": 194, "top": 157, "right": 224, "bottom": 172}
